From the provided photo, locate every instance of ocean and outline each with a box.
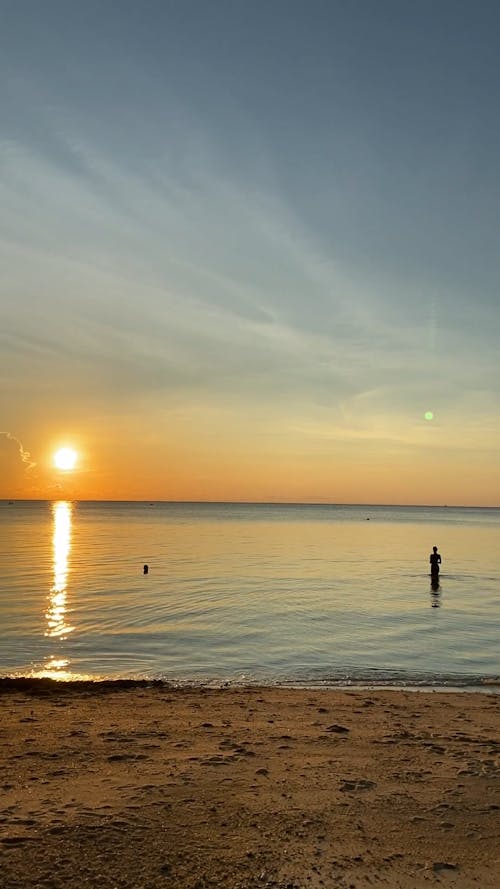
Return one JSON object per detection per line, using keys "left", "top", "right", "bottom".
{"left": 1, "top": 500, "right": 499, "bottom": 689}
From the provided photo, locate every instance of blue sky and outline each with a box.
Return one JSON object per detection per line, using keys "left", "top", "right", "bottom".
{"left": 1, "top": 1, "right": 500, "bottom": 502}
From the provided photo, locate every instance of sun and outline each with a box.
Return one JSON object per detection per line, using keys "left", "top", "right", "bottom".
{"left": 53, "top": 447, "right": 78, "bottom": 471}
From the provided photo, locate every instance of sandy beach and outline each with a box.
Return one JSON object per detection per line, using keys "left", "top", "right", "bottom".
{"left": 0, "top": 680, "right": 498, "bottom": 889}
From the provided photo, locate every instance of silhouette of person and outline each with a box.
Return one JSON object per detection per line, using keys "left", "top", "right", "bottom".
{"left": 429, "top": 546, "right": 441, "bottom": 579}
{"left": 143, "top": 564, "right": 149, "bottom": 575}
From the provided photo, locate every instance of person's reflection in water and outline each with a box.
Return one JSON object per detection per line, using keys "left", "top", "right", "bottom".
{"left": 430, "top": 575, "right": 441, "bottom": 607}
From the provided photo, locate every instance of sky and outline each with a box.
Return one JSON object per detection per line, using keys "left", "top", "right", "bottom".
{"left": 1, "top": 0, "right": 500, "bottom": 504}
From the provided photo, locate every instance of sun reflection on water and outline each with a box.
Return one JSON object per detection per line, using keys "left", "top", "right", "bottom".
{"left": 42, "top": 501, "right": 75, "bottom": 678}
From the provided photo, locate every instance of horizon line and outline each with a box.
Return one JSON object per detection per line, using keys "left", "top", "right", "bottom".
{"left": 2, "top": 499, "right": 500, "bottom": 510}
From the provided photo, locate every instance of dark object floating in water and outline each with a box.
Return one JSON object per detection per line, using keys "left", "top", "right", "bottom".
{"left": 143, "top": 564, "right": 149, "bottom": 575}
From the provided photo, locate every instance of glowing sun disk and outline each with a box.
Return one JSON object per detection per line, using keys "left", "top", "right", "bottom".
{"left": 54, "top": 447, "right": 78, "bottom": 471}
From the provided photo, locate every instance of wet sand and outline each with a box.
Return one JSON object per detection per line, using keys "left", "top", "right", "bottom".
{"left": 0, "top": 680, "right": 499, "bottom": 888}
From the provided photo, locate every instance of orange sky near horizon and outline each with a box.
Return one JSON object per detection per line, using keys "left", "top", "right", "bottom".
{"left": 2, "top": 420, "right": 499, "bottom": 506}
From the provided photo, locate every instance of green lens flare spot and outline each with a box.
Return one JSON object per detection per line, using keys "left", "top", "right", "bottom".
{"left": 424, "top": 411, "right": 434, "bottom": 421}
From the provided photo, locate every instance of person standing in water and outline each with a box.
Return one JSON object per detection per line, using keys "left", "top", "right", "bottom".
{"left": 429, "top": 546, "right": 442, "bottom": 577}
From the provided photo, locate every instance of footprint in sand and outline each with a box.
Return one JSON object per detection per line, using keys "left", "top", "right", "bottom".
{"left": 340, "top": 779, "right": 376, "bottom": 792}
{"left": 200, "top": 755, "right": 234, "bottom": 766}
{"left": 107, "top": 753, "right": 149, "bottom": 762}
{"left": 1, "top": 836, "right": 37, "bottom": 845}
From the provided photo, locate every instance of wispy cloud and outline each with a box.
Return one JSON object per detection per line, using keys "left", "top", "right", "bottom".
{"left": 0, "top": 433, "right": 39, "bottom": 498}
{"left": 0, "top": 432, "right": 36, "bottom": 470}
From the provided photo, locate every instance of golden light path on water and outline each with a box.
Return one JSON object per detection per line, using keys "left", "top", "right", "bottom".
{"left": 41, "top": 501, "right": 75, "bottom": 679}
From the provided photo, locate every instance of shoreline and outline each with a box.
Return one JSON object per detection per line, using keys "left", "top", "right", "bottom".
{"left": 1, "top": 682, "right": 499, "bottom": 888}
{"left": 1, "top": 676, "right": 499, "bottom": 695}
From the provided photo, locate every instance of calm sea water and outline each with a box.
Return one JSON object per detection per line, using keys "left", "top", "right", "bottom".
{"left": 1, "top": 501, "right": 499, "bottom": 688}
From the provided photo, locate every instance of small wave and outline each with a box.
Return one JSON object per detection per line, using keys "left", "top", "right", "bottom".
{"left": 2, "top": 667, "right": 499, "bottom": 693}
{"left": 148, "top": 667, "right": 500, "bottom": 693}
